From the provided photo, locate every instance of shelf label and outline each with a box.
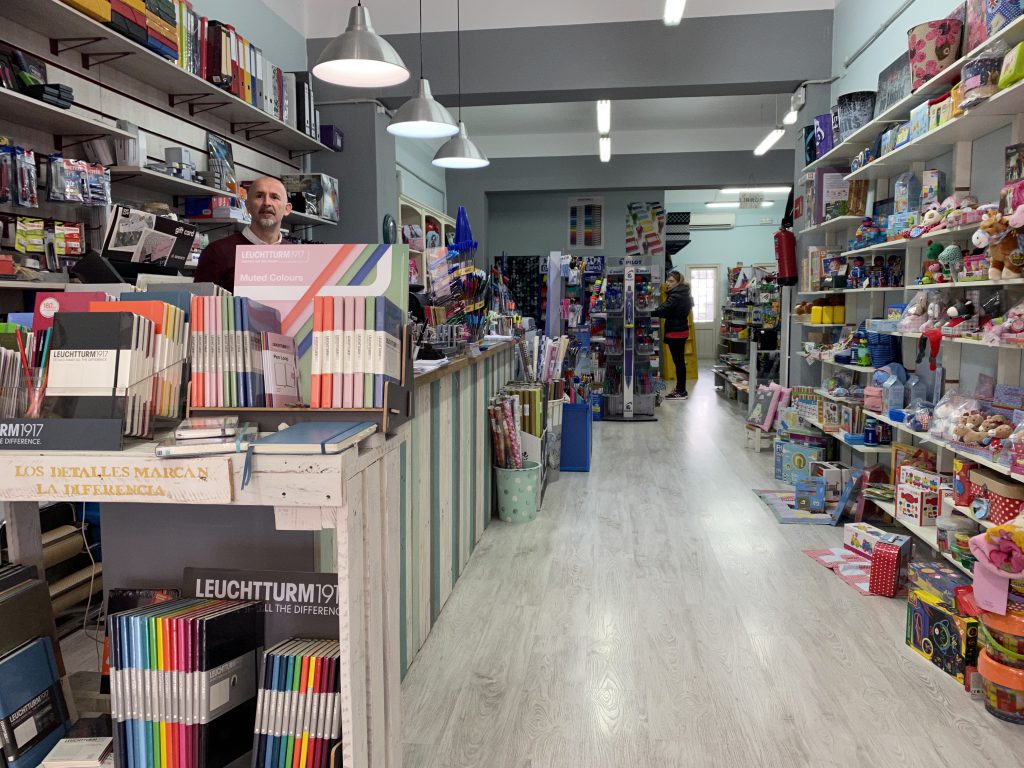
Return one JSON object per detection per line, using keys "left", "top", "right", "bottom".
{"left": 0, "top": 455, "right": 234, "bottom": 504}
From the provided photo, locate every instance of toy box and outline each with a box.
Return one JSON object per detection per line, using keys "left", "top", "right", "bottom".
{"left": 921, "top": 169, "right": 945, "bottom": 209}
{"left": 909, "top": 561, "right": 973, "bottom": 605}
{"left": 970, "top": 467, "right": 1024, "bottom": 525}
{"left": 953, "top": 458, "right": 977, "bottom": 505}
{"left": 795, "top": 478, "right": 827, "bottom": 511}
{"left": 896, "top": 486, "right": 939, "bottom": 526}
{"left": 882, "top": 375, "right": 905, "bottom": 414}
{"left": 909, "top": 102, "right": 930, "bottom": 142}
{"left": 774, "top": 439, "right": 827, "bottom": 484}
{"left": 811, "top": 461, "right": 854, "bottom": 501}
{"left": 906, "top": 588, "right": 980, "bottom": 684}
{"left": 281, "top": 173, "right": 340, "bottom": 222}
{"left": 843, "top": 521, "right": 912, "bottom": 560}
{"left": 899, "top": 464, "right": 941, "bottom": 492}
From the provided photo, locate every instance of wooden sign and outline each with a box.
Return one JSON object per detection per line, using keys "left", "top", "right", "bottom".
{"left": 0, "top": 456, "right": 234, "bottom": 504}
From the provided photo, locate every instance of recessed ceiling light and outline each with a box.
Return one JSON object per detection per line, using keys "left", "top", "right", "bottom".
{"left": 782, "top": 109, "right": 799, "bottom": 125}
{"left": 706, "top": 202, "right": 740, "bottom": 208}
{"left": 597, "top": 100, "right": 611, "bottom": 135}
{"left": 599, "top": 136, "right": 611, "bottom": 163}
{"left": 720, "top": 187, "right": 792, "bottom": 195}
{"left": 663, "top": 0, "right": 686, "bottom": 26}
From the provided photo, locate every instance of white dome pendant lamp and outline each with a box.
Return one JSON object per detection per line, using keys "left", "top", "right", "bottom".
{"left": 312, "top": 2, "right": 411, "bottom": 88}
{"left": 388, "top": 0, "right": 458, "bottom": 138}
{"left": 433, "top": 0, "right": 489, "bottom": 169}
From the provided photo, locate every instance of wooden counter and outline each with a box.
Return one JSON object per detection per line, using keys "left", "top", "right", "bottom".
{"left": 401, "top": 342, "right": 515, "bottom": 676}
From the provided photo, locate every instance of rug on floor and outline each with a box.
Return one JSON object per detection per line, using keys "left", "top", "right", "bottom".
{"left": 754, "top": 489, "right": 837, "bottom": 525}
{"left": 804, "top": 547, "right": 872, "bottom": 595}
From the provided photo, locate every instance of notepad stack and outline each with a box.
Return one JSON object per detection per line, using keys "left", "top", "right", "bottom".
{"left": 189, "top": 295, "right": 299, "bottom": 408}
{"left": 108, "top": 598, "right": 264, "bottom": 768}
{"left": 252, "top": 639, "right": 341, "bottom": 768}
{"left": 40, "top": 736, "right": 113, "bottom": 767}
{"left": 309, "top": 295, "right": 404, "bottom": 409}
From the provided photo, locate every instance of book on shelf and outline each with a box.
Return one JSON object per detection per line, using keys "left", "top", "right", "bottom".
{"left": 0, "top": 637, "right": 71, "bottom": 768}
{"left": 40, "top": 736, "right": 113, "bottom": 767}
{"left": 155, "top": 423, "right": 256, "bottom": 457}
{"left": 252, "top": 638, "right": 341, "bottom": 768}
{"left": 174, "top": 415, "right": 240, "bottom": 440}
{"left": 108, "top": 598, "right": 264, "bottom": 768}
{"left": 43, "top": 312, "right": 156, "bottom": 437}
{"left": 188, "top": 294, "right": 294, "bottom": 408}
{"left": 251, "top": 421, "right": 376, "bottom": 455}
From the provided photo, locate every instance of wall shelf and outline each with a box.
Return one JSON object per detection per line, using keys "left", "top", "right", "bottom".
{"left": 109, "top": 166, "right": 240, "bottom": 199}
{"left": 799, "top": 216, "right": 862, "bottom": 235}
{"left": 903, "top": 277, "right": 1024, "bottom": 290}
{"left": 284, "top": 210, "right": 337, "bottom": 228}
{"left": 0, "top": 86, "right": 133, "bottom": 143}
{"left": 5, "top": 0, "right": 329, "bottom": 154}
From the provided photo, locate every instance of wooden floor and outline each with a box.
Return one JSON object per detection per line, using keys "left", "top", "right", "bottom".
{"left": 401, "top": 369, "right": 1024, "bottom": 767}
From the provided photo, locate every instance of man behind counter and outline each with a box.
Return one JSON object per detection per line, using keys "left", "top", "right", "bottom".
{"left": 193, "top": 176, "right": 293, "bottom": 291}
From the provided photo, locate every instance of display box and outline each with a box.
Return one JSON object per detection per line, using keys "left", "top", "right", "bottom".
{"left": 896, "top": 486, "right": 939, "bottom": 526}
{"left": 908, "top": 561, "right": 972, "bottom": 605}
{"left": 843, "top": 521, "right": 911, "bottom": 561}
{"left": 906, "top": 588, "right": 979, "bottom": 684}
{"left": 869, "top": 541, "right": 906, "bottom": 597}
{"left": 921, "top": 169, "right": 945, "bottom": 208}
{"left": 810, "top": 461, "right": 853, "bottom": 501}
{"left": 795, "top": 478, "right": 827, "bottom": 511}
{"left": 774, "top": 439, "right": 826, "bottom": 484}
{"left": 899, "top": 464, "right": 941, "bottom": 493}
{"left": 281, "top": 173, "right": 340, "bottom": 222}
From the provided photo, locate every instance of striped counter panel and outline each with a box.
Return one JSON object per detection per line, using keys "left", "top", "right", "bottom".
{"left": 399, "top": 343, "right": 515, "bottom": 677}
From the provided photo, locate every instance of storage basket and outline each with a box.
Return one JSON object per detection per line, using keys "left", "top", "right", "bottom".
{"left": 837, "top": 91, "right": 876, "bottom": 140}
{"left": 908, "top": 19, "right": 963, "bottom": 91}
{"left": 858, "top": 321, "right": 901, "bottom": 368}
{"left": 494, "top": 461, "right": 541, "bottom": 524}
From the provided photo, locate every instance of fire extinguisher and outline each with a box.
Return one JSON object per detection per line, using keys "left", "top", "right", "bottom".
{"left": 775, "top": 226, "right": 797, "bottom": 286}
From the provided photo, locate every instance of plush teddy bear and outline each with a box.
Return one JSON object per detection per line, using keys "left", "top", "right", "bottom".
{"left": 974, "top": 210, "right": 1020, "bottom": 280}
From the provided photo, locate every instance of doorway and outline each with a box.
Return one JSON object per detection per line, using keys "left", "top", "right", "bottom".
{"left": 686, "top": 264, "right": 720, "bottom": 360}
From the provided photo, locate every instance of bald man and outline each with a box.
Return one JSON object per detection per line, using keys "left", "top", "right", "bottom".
{"left": 194, "top": 176, "right": 293, "bottom": 291}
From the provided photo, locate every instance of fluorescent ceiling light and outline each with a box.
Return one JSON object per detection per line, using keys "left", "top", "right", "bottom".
{"left": 753, "top": 128, "right": 786, "bottom": 156}
{"left": 599, "top": 136, "right": 611, "bottom": 163}
{"left": 720, "top": 187, "right": 792, "bottom": 195}
{"left": 597, "top": 100, "right": 611, "bottom": 135}
{"left": 663, "top": 0, "right": 686, "bottom": 26}
{"left": 782, "top": 109, "right": 799, "bottom": 125}
{"left": 706, "top": 201, "right": 775, "bottom": 209}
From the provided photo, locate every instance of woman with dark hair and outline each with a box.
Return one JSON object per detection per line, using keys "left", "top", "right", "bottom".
{"left": 651, "top": 270, "right": 693, "bottom": 400}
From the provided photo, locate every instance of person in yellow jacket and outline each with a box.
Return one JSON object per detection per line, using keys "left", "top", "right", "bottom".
{"left": 651, "top": 270, "right": 693, "bottom": 400}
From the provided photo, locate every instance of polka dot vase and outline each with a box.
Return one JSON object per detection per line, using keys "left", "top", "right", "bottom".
{"left": 494, "top": 460, "right": 540, "bottom": 524}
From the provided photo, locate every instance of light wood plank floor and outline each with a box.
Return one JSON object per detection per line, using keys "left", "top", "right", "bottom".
{"left": 402, "top": 368, "right": 1024, "bottom": 767}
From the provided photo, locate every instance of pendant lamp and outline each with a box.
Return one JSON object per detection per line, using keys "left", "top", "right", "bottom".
{"left": 312, "top": 2, "right": 410, "bottom": 88}
{"left": 388, "top": 0, "right": 457, "bottom": 138}
{"left": 433, "top": 0, "right": 489, "bottom": 169}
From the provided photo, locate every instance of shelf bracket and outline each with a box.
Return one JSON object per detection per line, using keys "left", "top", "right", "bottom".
{"left": 288, "top": 148, "right": 321, "bottom": 160}
{"left": 54, "top": 133, "right": 108, "bottom": 152}
{"left": 81, "top": 51, "right": 133, "bottom": 69}
{"left": 50, "top": 36, "right": 104, "bottom": 55}
{"left": 169, "top": 93, "right": 216, "bottom": 108}
{"left": 189, "top": 100, "right": 229, "bottom": 116}
{"left": 245, "top": 128, "right": 283, "bottom": 140}
{"left": 231, "top": 120, "right": 270, "bottom": 134}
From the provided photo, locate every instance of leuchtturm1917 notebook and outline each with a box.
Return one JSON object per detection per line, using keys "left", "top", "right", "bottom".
{"left": 0, "top": 637, "right": 70, "bottom": 768}
{"left": 250, "top": 421, "right": 376, "bottom": 455}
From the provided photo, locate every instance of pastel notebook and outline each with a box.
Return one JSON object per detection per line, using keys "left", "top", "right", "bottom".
{"left": 251, "top": 421, "right": 376, "bottom": 455}
{"left": 155, "top": 425, "right": 257, "bottom": 458}
{"left": 233, "top": 244, "right": 409, "bottom": 404}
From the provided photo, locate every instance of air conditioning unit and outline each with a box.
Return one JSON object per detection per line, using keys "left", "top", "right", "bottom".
{"left": 690, "top": 213, "right": 735, "bottom": 230}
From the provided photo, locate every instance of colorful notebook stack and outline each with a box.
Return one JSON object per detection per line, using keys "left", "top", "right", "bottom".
{"left": 189, "top": 295, "right": 299, "bottom": 408}
{"left": 309, "top": 296, "right": 404, "bottom": 409}
{"left": 252, "top": 639, "right": 342, "bottom": 768}
{"left": 0, "top": 637, "right": 71, "bottom": 768}
{"left": 155, "top": 416, "right": 257, "bottom": 458}
{"left": 0, "top": 323, "right": 30, "bottom": 419}
{"left": 108, "top": 598, "right": 264, "bottom": 768}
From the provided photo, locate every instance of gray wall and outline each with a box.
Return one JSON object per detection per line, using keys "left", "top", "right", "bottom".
{"left": 450, "top": 149, "right": 795, "bottom": 265}
{"left": 312, "top": 103, "right": 398, "bottom": 243}
{"left": 308, "top": 12, "right": 834, "bottom": 108}
{"left": 102, "top": 504, "right": 316, "bottom": 593}
{"left": 191, "top": 0, "right": 307, "bottom": 71}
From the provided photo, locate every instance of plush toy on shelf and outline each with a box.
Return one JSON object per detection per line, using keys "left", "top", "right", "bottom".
{"left": 982, "top": 296, "right": 1024, "bottom": 345}
{"left": 938, "top": 244, "right": 964, "bottom": 280}
{"left": 899, "top": 290, "right": 931, "bottom": 331}
{"left": 943, "top": 298, "right": 977, "bottom": 336}
{"left": 972, "top": 209, "right": 1021, "bottom": 281}
{"left": 919, "top": 242, "right": 949, "bottom": 284}
{"left": 920, "top": 294, "right": 948, "bottom": 331}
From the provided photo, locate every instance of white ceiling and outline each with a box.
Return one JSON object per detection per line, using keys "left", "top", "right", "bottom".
{"left": 296, "top": 0, "right": 835, "bottom": 38}
{"left": 447, "top": 94, "right": 801, "bottom": 158}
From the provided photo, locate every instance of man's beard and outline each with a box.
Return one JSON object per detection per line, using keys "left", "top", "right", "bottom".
{"left": 257, "top": 214, "right": 276, "bottom": 228}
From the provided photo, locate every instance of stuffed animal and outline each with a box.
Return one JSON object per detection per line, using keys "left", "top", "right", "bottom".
{"left": 938, "top": 244, "right": 964, "bottom": 278}
{"left": 900, "top": 290, "right": 931, "bottom": 331}
{"left": 947, "top": 299, "right": 975, "bottom": 321}
{"left": 974, "top": 210, "right": 1020, "bottom": 280}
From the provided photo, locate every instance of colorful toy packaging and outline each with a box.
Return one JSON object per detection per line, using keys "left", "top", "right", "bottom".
{"left": 897, "top": 487, "right": 939, "bottom": 526}
{"left": 869, "top": 541, "right": 907, "bottom": 598}
{"left": 970, "top": 467, "right": 1024, "bottom": 525}
{"left": 774, "top": 440, "right": 827, "bottom": 484}
{"left": 906, "top": 588, "right": 980, "bottom": 684}
{"left": 795, "top": 478, "right": 827, "bottom": 512}
{"left": 908, "top": 561, "right": 973, "bottom": 605}
{"left": 843, "top": 521, "right": 912, "bottom": 561}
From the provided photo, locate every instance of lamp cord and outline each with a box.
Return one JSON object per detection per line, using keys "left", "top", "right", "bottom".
{"left": 419, "top": 0, "right": 424, "bottom": 77}
{"left": 456, "top": 0, "right": 462, "bottom": 119}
